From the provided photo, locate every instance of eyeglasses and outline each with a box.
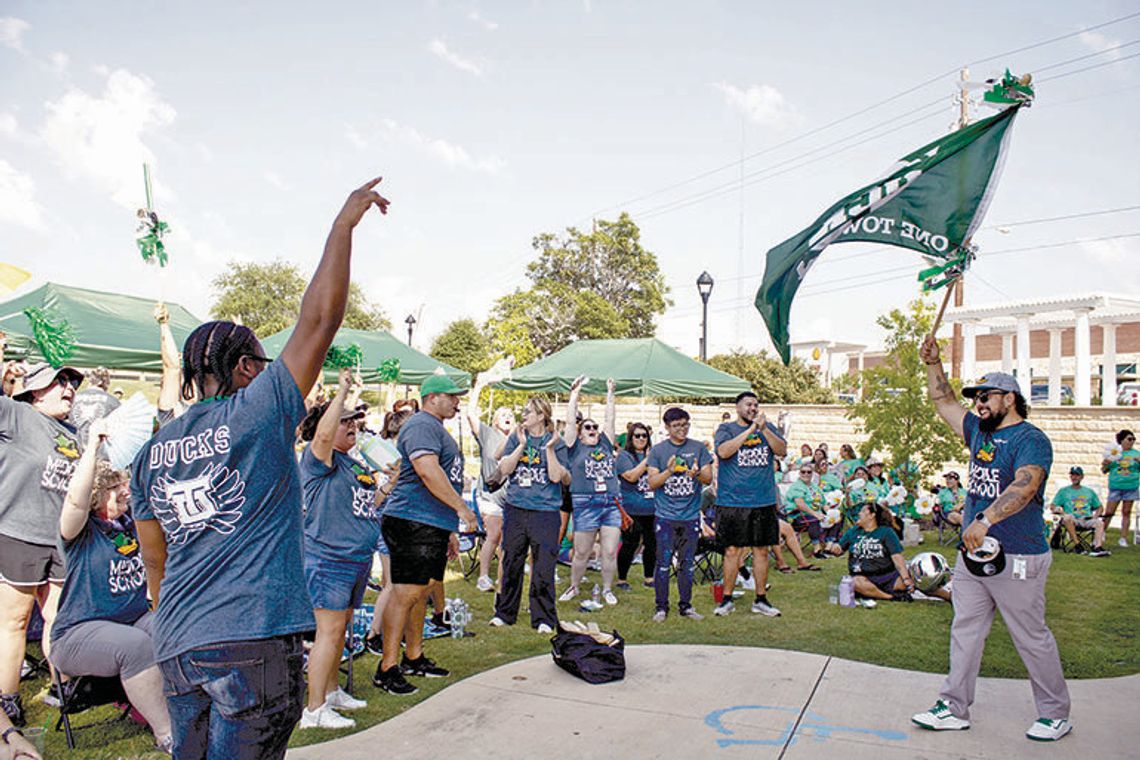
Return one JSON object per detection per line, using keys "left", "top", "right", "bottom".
{"left": 974, "top": 390, "right": 1006, "bottom": 404}
{"left": 668, "top": 421, "right": 691, "bottom": 429}
{"left": 581, "top": 424, "right": 598, "bottom": 431}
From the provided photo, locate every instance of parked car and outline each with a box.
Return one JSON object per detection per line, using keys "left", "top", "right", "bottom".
{"left": 1030, "top": 384, "right": 1073, "bottom": 404}
{"left": 1118, "top": 382, "right": 1140, "bottom": 406}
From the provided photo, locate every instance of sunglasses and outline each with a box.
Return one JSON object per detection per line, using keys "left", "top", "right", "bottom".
{"left": 242, "top": 354, "right": 273, "bottom": 365}
{"left": 800, "top": 469, "right": 814, "bottom": 475}
{"left": 582, "top": 423, "right": 599, "bottom": 431}
{"left": 55, "top": 374, "right": 82, "bottom": 390}
{"left": 632, "top": 433, "right": 648, "bottom": 439}
{"left": 974, "top": 389, "right": 1007, "bottom": 404}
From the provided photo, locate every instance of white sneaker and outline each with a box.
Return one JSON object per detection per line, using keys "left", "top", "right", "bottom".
{"left": 489, "top": 616, "right": 508, "bottom": 627}
{"left": 713, "top": 600, "right": 735, "bottom": 617}
{"left": 912, "top": 699, "right": 970, "bottom": 731}
{"left": 1026, "top": 718, "right": 1072, "bottom": 742}
{"left": 558, "top": 586, "right": 580, "bottom": 602}
{"left": 740, "top": 575, "right": 756, "bottom": 591}
{"left": 651, "top": 610, "right": 667, "bottom": 623}
{"left": 1118, "top": 537, "right": 1129, "bottom": 547}
{"left": 325, "top": 687, "right": 366, "bottom": 711}
{"left": 476, "top": 575, "right": 495, "bottom": 592}
{"left": 603, "top": 589, "right": 618, "bottom": 605}
{"left": 536, "top": 623, "right": 554, "bottom": 634}
{"left": 298, "top": 703, "right": 356, "bottom": 729}
{"left": 751, "top": 599, "right": 781, "bottom": 617}
{"left": 679, "top": 607, "right": 703, "bottom": 620}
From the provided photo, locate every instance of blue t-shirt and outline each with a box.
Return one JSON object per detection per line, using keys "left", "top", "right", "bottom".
{"left": 714, "top": 421, "right": 783, "bottom": 508}
{"left": 838, "top": 524, "right": 903, "bottom": 576}
{"left": 963, "top": 413, "right": 1052, "bottom": 555}
{"left": 647, "top": 438, "right": 712, "bottom": 521}
{"left": 52, "top": 515, "right": 149, "bottom": 644}
{"left": 615, "top": 449, "right": 655, "bottom": 515}
{"left": 383, "top": 411, "right": 464, "bottom": 531}
{"left": 504, "top": 432, "right": 570, "bottom": 511}
{"left": 567, "top": 433, "right": 619, "bottom": 496}
{"left": 301, "top": 447, "right": 380, "bottom": 563}
{"left": 130, "top": 359, "right": 312, "bottom": 663}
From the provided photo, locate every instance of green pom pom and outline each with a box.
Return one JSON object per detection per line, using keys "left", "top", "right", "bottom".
{"left": 376, "top": 358, "right": 401, "bottom": 382}
{"left": 23, "top": 307, "right": 75, "bottom": 368}
{"left": 324, "top": 343, "right": 364, "bottom": 369}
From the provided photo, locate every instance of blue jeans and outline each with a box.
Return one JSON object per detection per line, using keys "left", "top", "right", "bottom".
{"left": 159, "top": 634, "right": 305, "bottom": 760}
{"left": 654, "top": 518, "right": 699, "bottom": 612}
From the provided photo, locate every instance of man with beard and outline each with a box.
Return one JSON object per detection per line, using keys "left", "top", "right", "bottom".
{"left": 912, "top": 336, "right": 1071, "bottom": 743}
{"left": 712, "top": 391, "right": 786, "bottom": 617}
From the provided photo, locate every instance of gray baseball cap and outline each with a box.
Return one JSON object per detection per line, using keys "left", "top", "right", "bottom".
{"left": 961, "top": 371, "right": 1021, "bottom": 399}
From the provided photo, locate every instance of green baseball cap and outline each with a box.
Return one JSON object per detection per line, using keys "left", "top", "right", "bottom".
{"left": 420, "top": 375, "right": 468, "bottom": 397}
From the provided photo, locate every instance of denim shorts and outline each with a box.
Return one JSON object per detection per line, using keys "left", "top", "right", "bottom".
{"left": 570, "top": 493, "right": 622, "bottom": 532}
{"left": 1108, "top": 488, "right": 1139, "bottom": 502}
{"left": 303, "top": 554, "right": 370, "bottom": 611}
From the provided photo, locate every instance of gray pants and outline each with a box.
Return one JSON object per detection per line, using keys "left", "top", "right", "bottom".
{"left": 940, "top": 552, "right": 1070, "bottom": 720}
{"left": 51, "top": 612, "right": 157, "bottom": 680}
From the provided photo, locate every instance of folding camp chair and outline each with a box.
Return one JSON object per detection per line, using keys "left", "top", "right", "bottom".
{"left": 451, "top": 492, "right": 487, "bottom": 580}
{"left": 692, "top": 535, "right": 724, "bottom": 584}
{"left": 52, "top": 670, "right": 133, "bottom": 750}
{"left": 932, "top": 505, "right": 962, "bottom": 545}
{"left": 1049, "top": 514, "right": 1096, "bottom": 554}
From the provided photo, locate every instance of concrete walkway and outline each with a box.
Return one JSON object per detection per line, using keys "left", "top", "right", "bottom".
{"left": 288, "top": 646, "right": 1139, "bottom": 759}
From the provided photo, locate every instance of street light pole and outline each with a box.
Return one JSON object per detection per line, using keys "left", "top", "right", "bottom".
{"left": 405, "top": 314, "right": 417, "bottom": 346}
{"left": 696, "top": 271, "right": 714, "bottom": 362}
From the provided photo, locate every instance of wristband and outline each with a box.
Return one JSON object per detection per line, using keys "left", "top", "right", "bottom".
{"left": 2, "top": 726, "right": 24, "bottom": 742}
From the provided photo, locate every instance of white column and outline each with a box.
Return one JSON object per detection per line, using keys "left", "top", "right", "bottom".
{"left": 962, "top": 321, "right": 977, "bottom": 381}
{"left": 1001, "top": 334, "right": 1013, "bottom": 373}
{"left": 1047, "top": 329, "right": 1062, "bottom": 406}
{"left": 1075, "top": 308, "right": 1092, "bottom": 406}
{"left": 1103, "top": 323, "right": 1118, "bottom": 407}
{"left": 1016, "top": 315, "right": 1032, "bottom": 397}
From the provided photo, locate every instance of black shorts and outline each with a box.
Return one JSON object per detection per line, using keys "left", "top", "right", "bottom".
{"left": 381, "top": 516, "right": 451, "bottom": 586}
{"left": 715, "top": 505, "right": 780, "bottom": 549}
{"left": 0, "top": 533, "right": 65, "bottom": 586}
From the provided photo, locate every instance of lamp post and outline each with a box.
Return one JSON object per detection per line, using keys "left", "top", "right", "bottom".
{"left": 696, "top": 271, "right": 714, "bottom": 361}
{"left": 405, "top": 314, "right": 417, "bottom": 346}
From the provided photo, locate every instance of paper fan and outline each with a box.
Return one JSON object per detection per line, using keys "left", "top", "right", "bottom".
{"left": 357, "top": 432, "right": 399, "bottom": 470}
{"left": 481, "top": 356, "right": 514, "bottom": 385}
{"left": 103, "top": 393, "right": 156, "bottom": 469}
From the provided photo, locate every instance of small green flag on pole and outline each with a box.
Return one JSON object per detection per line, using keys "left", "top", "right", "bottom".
{"left": 755, "top": 102, "right": 1028, "bottom": 363}
{"left": 136, "top": 163, "right": 170, "bottom": 267}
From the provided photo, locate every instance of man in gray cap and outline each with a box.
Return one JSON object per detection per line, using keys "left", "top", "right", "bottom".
{"left": 912, "top": 337, "right": 1071, "bottom": 742}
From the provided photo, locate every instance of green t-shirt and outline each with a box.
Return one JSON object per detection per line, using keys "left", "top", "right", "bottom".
{"left": 1051, "top": 485, "right": 1101, "bottom": 519}
{"left": 1107, "top": 448, "right": 1140, "bottom": 491}
{"left": 818, "top": 472, "right": 843, "bottom": 493}
{"left": 784, "top": 479, "right": 823, "bottom": 521}
{"left": 838, "top": 458, "right": 864, "bottom": 481}
{"left": 937, "top": 486, "right": 965, "bottom": 513}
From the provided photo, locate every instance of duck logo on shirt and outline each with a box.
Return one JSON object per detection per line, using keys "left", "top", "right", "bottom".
{"left": 110, "top": 531, "right": 139, "bottom": 557}
{"left": 1118, "top": 457, "right": 1136, "bottom": 476}
{"left": 149, "top": 462, "right": 247, "bottom": 545}
{"left": 520, "top": 446, "right": 542, "bottom": 466}
{"left": 589, "top": 448, "right": 606, "bottom": 461}
{"left": 351, "top": 464, "right": 376, "bottom": 487}
{"left": 976, "top": 441, "right": 996, "bottom": 463}
{"left": 53, "top": 433, "right": 80, "bottom": 459}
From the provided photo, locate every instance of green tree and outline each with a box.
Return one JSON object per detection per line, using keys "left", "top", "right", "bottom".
{"left": 430, "top": 319, "right": 492, "bottom": 375}
{"left": 847, "top": 298, "right": 966, "bottom": 485}
{"left": 211, "top": 259, "right": 389, "bottom": 336}
{"left": 485, "top": 214, "right": 669, "bottom": 359}
{"left": 707, "top": 350, "right": 836, "bottom": 403}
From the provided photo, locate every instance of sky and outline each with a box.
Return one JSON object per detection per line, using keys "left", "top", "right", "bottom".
{"left": 2, "top": 1, "right": 1138, "bottom": 364}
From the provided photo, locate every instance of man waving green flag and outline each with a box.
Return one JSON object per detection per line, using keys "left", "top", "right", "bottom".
{"left": 756, "top": 103, "right": 1026, "bottom": 363}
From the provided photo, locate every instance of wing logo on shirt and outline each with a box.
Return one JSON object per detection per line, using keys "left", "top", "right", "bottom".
{"left": 149, "top": 463, "right": 246, "bottom": 544}
{"left": 53, "top": 433, "right": 80, "bottom": 460}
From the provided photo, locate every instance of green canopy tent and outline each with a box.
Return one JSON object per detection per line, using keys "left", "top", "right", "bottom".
{"left": 260, "top": 327, "right": 470, "bottom": 387}
{"left": 495, "top": 338, "right": 750, "bottom": 398}
{"left": 0, "top": 282, "right": 202, "bottom": 371}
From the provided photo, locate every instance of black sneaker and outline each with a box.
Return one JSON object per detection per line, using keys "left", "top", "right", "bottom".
{"left": 0, "top": 692, "right": 25, "bottom": 728}
{"left": 615, "top": 581, "right": 632, "bottom": 591}
{"left": 365, "top": 632, "right": 384, "bottom": 656}
{"left": 400, "top": 654, "right": 450, "bottom": 678}
{"left": 373, "top": 664, "right": 418, "bottom": 695}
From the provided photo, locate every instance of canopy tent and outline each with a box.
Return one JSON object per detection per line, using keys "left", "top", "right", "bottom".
{"left": 260, "top": 326, "right": 470, "bottom": 387}
{"left": 495, "top": 338, "right": 751, "bottom": 398}
{"left": 0, "top": 282, "right": 202, "bottom": 371}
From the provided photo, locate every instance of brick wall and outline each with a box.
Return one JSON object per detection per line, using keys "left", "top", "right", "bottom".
{"left": 975, "top": 322, "right": 1140, "bottom": 360}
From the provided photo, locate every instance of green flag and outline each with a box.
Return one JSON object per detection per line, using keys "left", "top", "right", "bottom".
{"left": 755, "top": 104, "right": 1024, "bottom": 363}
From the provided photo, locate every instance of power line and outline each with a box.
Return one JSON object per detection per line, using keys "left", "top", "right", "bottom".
{"left": 1038, "top": 49, "right": 1140, "bottom": 82}
{"left": 1032, "top": 38, "right": 1140, "bottom": 73}
{"left": 990, "top": 204, "right": 1140, "bottom": 229}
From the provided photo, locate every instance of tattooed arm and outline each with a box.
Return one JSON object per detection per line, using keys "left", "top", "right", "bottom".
{"left": 920, "top": 334, "right": 966, "bottom": 440}
{"left": 961, "top": 464, "right": 1046, "bottom": 551}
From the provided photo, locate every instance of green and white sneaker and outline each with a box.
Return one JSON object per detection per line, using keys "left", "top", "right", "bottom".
{"left": 1026, "top": 718, "right": 1072, "bottom": 741}
{"left": 911, "top": 699, "right": 970, "bottom": 731}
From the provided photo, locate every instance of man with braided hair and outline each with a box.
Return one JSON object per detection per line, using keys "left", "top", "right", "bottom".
{"left": 132, "top": 178, "right": 391, "bottom": 759}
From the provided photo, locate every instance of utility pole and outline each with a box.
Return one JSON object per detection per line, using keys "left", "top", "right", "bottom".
{"left": 950, "top": 67, "right": 970, "bottom": 379}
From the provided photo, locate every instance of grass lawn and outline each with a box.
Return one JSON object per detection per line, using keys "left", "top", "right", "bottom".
{"left": 19, "top": 534, "right": 1139, "bottom": 758}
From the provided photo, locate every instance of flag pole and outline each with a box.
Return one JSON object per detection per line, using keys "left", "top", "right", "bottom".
{"left": 930, "top": 279, "right": 957, "bottom": 336}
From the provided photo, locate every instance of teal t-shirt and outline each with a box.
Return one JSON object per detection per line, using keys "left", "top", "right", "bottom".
{"left": 818, "top": 472, "right": 843, "bottom": 494}
{"left": 1051, "top": 485, "right": 1101, "bottom": 519}
{"left": 838, "top": 458, "right": 864, "bottom": 481}
{"left": 783, "top": 479, "right": 821, "bottom": 521}
{"left": 1107, "top": 448, "right": 1140, "bottom": 490}
{"left": 937, "top": 486, "right": 965, "bottom": 512}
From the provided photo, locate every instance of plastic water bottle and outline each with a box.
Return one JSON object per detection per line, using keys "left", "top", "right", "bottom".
{"left": 838, "top": 576, "right": 856, "bottom": 608}
{"left": 591, "top": 584, "right": 601, "bottom": 605}
{"left": 446, "top": 597, "right": 470, "bottom": 639}
{"left": 828, "top": 583, "right": 839, "bottom": 605}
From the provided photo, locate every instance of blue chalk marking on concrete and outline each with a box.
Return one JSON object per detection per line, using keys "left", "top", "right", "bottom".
{"left": 704, "top": 704, "right": 907, "bottom": 748}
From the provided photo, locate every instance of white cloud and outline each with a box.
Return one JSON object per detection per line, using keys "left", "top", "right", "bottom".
{"left": 712, "top": 82, "right": 798, "bottom": 127}
{"left": 49, "top": 51, "right": 68, "bottom": 74}
{"left": 0, "top": 159, "right": 46, "bottom": 230}
{"left": 378, "top": 118, "right": 505, "bottom": 174}
{"left": 1080, "top": 238, "right": 1137, "bottom": 266}
{"left": 40, "top": 68, "right": 177, "bottom": 209}
{"left": 344, "top": 124, "right": 368, "bottom": 149}
{"left": 0, "top": 113, "right": 18, "bottom": 138}
{"left": 0, "top": 17, "right": 30, "bottom": 53}
{"left": 467, "top": 11, "right": 498, "bottom": 31}
{"left": 1078, "top": 30, "right": 1124, "bottom": 60}
{"left": 263, "top": 170, "right": 289, "bottom": 190}
{"left": 428, "top": 38, "right": 483, "bottom": 77}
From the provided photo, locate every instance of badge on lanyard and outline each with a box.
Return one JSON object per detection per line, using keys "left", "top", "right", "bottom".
{"left": 645, "top": 489, "right": 655, "bottom": 500}
{"left": 1012, "top": 557, "right": 1027, "bottom": 581}
{"left": 518, "top": 468, "right": 533, "bottom": 488}
{"left": 594, "top": 475, "right": 607, "bottom": 493}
